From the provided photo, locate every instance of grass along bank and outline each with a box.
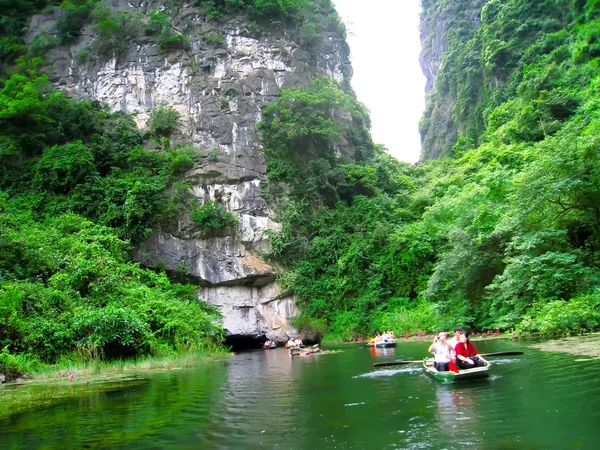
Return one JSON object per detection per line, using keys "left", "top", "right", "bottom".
{"left": 1, "top": 349, "right": 231, "bottom": 384}
{"left": 0, "top": 350, "right": 231, "bottom": 419}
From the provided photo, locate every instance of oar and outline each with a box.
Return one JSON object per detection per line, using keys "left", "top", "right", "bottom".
{"left": 480, "top": 351, "right": 524, "bottom": 357}
{"left": 372, "top": 351, "right": 524, "bottom": 367}
{"left": 373, "top": 360, "right": 423, "bottom": 367}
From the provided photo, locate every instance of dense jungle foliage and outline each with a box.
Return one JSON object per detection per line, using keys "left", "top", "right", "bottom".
{"left": 0, "top": 67, "right": 223, "bottom": 377}
{"left": 261, "top": 0, "right": 600, "bottom": 339}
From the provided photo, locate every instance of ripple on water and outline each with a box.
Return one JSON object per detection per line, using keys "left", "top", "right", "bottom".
{"left": 487, "top": 358, "right": 522, "bottom": 364}
{"left": 353, "top": 367, "right": 423, "bottom": 378}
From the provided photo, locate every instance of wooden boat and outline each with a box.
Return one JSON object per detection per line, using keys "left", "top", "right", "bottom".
{"left": 366, "top": 341, "right": 397, "bottom": 348}
{"left": 423, "top": 358, "right": 490, "bottom": 382}
{"left": 263, "top": 345, "right": 276, "bottom": 349}
{"left": 289, "top": 344, "right": 321, "bottom": 356}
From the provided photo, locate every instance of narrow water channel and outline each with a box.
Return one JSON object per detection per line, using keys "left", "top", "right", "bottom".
{"left": 1, "top": 339, "right": 599, "bottom": 449}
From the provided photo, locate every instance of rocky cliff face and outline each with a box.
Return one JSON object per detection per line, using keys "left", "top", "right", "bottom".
{"left": 419, "top": 0, "right": 487, "bottom": 159}
{"left": 32, "top": 1, "right": 351, "bottom": 344}
{"left": 419, "top": 0, "right": 485, "bottom": 93}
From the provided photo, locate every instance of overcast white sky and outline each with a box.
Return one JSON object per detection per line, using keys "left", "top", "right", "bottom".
{"left": 333, "top": 0, "right": 426, "bottom": 163}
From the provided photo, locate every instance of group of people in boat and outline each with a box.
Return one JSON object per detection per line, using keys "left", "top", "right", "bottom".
{"left": 263, "top": 340, "right": 276, "bottom": 349}
{"left": 369, "top": 331, "right": 396, "bottom": 345}
{"left": 428, "top": 327, "right": 488, "bottom": 372}
{"left": 285, "top": 338, "right": 303, "bottom": 348}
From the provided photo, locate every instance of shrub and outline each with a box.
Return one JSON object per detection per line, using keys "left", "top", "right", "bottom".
{"left": 373, "top": 300, "right": 440, "bottom": 335}
{"left": 191, "top": 200, "right": 238, "bottom": 231}
{"left": 202, "top": 32, "right": 226, "bottom": 46}
{"left": 91, "top": 10, "right": 141, "bottom": 59}
{"left": 145, "top": 10, "right": 171, "bottom": 35}
{"left": 157, "top": 33, "right": 190, "bottom": 52}
{"left": 74, "top": 303, "right": 151, "bottom": 359}
{"left": 28, "top": 33, "right": 57, "bottom": 56}
{"left": 290, "top": 315, "right": 327, "bottom": 339}
{"left": 515, "top": 291, "right": 600, "bottom": 336}
{"left": 33, "top": 141, "right": 96, "bottom": 193}
{"left": 75, "top": 47, "right": 92, "bottom": 63}
{"left": 147, "top": 106, "right": 180, "bottom": 137}
{"left": 56, "top": 0, "right": 95, "bottom": 43}
{"left": 146, "top": 10, "right": 189, "bottom": 52}
{"left": 0, "top": 347, "right": 43, "bottom": 381}
{"left": 198, "top": 59, "right": 217, "bottom": 72}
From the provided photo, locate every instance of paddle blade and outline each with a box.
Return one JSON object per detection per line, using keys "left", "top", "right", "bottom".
{"left": 373, "top": 361, "right": 411, "bottom": 367}
{"left": 372, "top": 360, "right": 422, "bottom": 367}
{"left": 480, "top": 351, "right": 524, "bottom": 357}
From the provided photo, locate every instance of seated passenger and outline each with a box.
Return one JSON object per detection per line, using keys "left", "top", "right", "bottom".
{"left": 428, "top": 331, "right": 453, "bottom": 372}
{"left": 454, "top": 332, "right": 487, "bottom": 369}
{"left": 447, "top": 327, "right": 463, "bottom": 348}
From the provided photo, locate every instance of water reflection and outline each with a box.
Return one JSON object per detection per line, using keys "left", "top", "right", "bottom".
{"left": 434, "top": 384, "right": 482, "bottom": 446}
{"left": 204, "top": 349, "right": 300, "bottom": 448}
{"left": 368, "top": 346, "right": 397, "bottom": 359}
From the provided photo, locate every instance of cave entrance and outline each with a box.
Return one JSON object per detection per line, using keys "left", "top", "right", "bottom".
{"left": 224, "top": 335, "right": 266, "bottom": 351}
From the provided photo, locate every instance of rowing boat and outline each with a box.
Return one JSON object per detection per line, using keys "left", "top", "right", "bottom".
{"left": 366, "top": 342, "right": 397, "bottom": 348}
{"left": 289, "top": 344, "right": 321, "bottom": 356}
{"left": 423, "top": 358, "right": 490, "bottom": 382}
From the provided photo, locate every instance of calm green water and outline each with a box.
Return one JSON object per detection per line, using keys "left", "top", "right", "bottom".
{"left": 1, "top": 339, "right": 599, "bottom": 449}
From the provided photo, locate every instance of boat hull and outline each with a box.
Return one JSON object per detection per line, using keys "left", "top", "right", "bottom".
{"left": 367, "top": 342, "right": 397, "bottom": 348}
{"left": 423, "top": 359, "right": 490, "bottom": 382}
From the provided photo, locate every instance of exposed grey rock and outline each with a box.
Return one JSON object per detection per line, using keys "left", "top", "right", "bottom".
{"left": 136, "top": 232, "right": 276, "bottom": 286}
{"left": 200, "top": 284, "right": 299, "bottom": 343}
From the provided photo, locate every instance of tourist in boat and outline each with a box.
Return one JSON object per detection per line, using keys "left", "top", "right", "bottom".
{"left": 382, "top": 331, "right": 395, "bottom": 343}
{"left": 447, "top": 327, "right": 463, "bottom": 347}
{"left": 428, "top": 331, "right": 453, "bottom": 371}
{"left": 454, "top": 332, "right": 487, "bottom": 369}
{"left": 374, "top": 333, "right": 383, "bottom": 345}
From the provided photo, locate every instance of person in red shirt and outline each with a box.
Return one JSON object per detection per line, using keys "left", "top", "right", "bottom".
{"left": 454, "top": 332, "right": 488, "bottom": 369}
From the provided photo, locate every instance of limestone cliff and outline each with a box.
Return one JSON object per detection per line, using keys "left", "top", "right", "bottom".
{"left": 31, "top": 0, "right": 351, "bottom": 344}
{"left": 419, "top": 0, "right": 487, "bottom": 159}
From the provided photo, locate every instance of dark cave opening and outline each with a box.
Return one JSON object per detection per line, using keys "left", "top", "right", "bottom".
{"left": 224, "top": 335, "right": 267, "bottom": 351}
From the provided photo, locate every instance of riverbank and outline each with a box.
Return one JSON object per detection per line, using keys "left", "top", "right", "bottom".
{"left": 322, "top": 331, "right": 510, "bottom": 345}
{"left": 529, "top": 332, "right": 600, "bottom": 359}
{"left": 1, "top": 350, "right": 232, "bottom": 385}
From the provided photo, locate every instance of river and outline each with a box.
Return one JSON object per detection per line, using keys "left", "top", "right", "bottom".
{"left": 1, "top": 338, "right": 599, "bottom": 449}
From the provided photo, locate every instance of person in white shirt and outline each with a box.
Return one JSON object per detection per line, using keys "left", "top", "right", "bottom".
{"left": 446, "top": 327, "right": 463, "bottom": 348}
{"left": 428, "top": 332, "right": 453, "bottom": 371}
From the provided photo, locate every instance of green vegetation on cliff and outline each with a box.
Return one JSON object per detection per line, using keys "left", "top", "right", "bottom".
{"left": 0, "top": 65, "right": 223, "bottom": 379}
{"left": 262, "top": 0, "right": 600, "bottom": 338}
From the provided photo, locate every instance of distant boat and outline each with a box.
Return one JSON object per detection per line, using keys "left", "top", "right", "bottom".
{"left": 367, "top": 341, "right": 397, "bottom": 348}
{"left": 289, "top": 344, "right": 321, "bottom": 356}
{"left": 423, "top": 358, "right": 490, "bottom": 382}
